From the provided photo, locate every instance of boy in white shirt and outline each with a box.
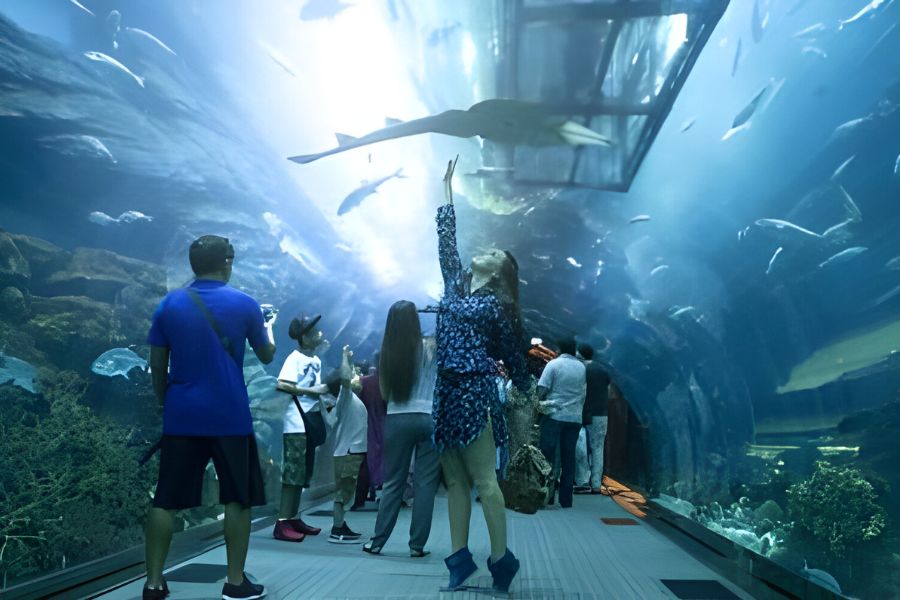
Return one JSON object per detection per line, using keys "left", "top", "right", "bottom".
{"left": 320, "top": 345, "right": 368, "bottom": 543}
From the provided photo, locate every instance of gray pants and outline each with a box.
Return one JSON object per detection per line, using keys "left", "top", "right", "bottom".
{"left": 371, "top": 413, "right": 440, "bottom": 552}
{"left": 585, "top": 416, "right": 608, "bottom": 489}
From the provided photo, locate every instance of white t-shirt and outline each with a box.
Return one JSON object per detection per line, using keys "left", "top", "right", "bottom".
{"left": 538, "top": 353, "right": 586, "bottom": 424}
{"left": 321, "top": 386, "right": 368, "bottom": 456}
{"left": 387, "top": 337, "right": 437, "bottom": 415}
{"left": 278, "top": 350, "right": 321, "bottom": 434}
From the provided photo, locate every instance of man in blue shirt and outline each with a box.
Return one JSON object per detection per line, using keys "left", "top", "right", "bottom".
{"left": 143, "top": 236, "right": 275, "bottom": 600}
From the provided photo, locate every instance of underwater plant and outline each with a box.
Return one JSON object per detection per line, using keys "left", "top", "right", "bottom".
{"left": 787, "top": 460, "right": 886, "bottom": 556}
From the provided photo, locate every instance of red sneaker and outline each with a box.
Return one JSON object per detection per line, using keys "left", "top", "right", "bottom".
{"left": 286, "top": 518, "right": 321, "bottom": 536}
{"left": 273, "top": 520, "right": 305, "bottom": 542}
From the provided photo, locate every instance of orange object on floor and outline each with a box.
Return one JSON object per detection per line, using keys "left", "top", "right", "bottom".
{"left": 601, "top": 475, "right": 647, "bottom": 518}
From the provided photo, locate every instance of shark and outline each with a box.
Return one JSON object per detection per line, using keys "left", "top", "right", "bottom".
{"left": 288, "top": 99, "right": 613, "bottom": 164}
{"left": 777, "top": 317, "right": 900, "bottom": 393}
{"left": 337, "top": 169, "right": 405, "bottom": 216}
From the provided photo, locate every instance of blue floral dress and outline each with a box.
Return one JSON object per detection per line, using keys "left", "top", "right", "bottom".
{"left": 432, "top": 204, "right": 529, "bottom": 470}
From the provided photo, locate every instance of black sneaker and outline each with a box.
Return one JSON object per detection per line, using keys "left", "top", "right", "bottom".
{"left": 328, "top": 522, "right": 362, "bottom": 544}
{"left": 222, "top": 575, "right": 265, "bottom": 600}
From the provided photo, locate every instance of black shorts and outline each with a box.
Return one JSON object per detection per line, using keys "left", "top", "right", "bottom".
{"left": 153, "top": 435, "right": 266, "bottom": 510}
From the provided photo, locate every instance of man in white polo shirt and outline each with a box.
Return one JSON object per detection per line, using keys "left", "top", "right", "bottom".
{"left": 537, "top": 336, "right": 586, "bottom": 509}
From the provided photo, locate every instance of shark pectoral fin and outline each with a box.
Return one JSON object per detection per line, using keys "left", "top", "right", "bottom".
{"left": 558, "top": 121, "right": 613, "bottom": 146}
{"left": 335, "top": 132, "right": 359, "bottom": 146}
{"left": 385, "top": 117, "right": 404, "bottom": 126}
{"left": 287, "top": 154, "right": 324, "bottom": 164}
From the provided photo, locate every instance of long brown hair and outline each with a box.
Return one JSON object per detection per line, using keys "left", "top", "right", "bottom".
{"left": 379, "top": 300, "right": 423, "bottom": 403}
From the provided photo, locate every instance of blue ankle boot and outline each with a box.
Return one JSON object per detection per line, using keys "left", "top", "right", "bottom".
{"left": 487, "top": 549, "right": 520, "bottom": 593}
{"left": 443, "top": 547, "right": 477, "bottom": 590}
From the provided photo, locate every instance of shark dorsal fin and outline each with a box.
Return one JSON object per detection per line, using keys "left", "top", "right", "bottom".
{"left": 385, "top": 117, "right": 404, "bottom": 126}
{"left": 335, "top": 132, "right": 358, "bottom": 147}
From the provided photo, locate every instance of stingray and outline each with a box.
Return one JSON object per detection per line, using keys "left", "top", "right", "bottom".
{"left": 288, "top": 99, "right": 613, "bottom": 164}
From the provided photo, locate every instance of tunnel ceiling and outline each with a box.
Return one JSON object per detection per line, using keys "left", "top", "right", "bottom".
{"left": 486, "top": 0, "right": 729, "bottom": 191}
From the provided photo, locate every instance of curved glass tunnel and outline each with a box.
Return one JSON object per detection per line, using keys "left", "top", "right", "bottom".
{"left": 1, "top": 0, "right": 899, "bottom": 598}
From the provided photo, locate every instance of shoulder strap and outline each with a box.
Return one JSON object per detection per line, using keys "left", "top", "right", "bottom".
{"left": 185, "top": 288, "right": 239, "bottom": 367}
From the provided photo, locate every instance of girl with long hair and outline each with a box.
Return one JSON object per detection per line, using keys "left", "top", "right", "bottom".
{"left": 362, "top": 300, "right": 441, "bottom": 557}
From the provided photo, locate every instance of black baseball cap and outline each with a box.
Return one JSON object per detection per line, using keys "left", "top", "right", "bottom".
{"left": 189, "top": 235, "right": 235, "bottom": 275}
{"left": 289, "top": 314, "right": 322, "bottom": 340}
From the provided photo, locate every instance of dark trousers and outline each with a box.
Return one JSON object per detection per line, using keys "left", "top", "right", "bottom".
{"left": 539, "top": 418, "right": 581, "bottom": 508}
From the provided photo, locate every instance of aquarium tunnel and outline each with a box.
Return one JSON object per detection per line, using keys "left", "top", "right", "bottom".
{"left": 1, "top": 0, "right": 899, "bottom": 599}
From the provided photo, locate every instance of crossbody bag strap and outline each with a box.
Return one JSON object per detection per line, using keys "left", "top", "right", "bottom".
{"left": 291, "top": 394, "right": 307, "bottom": 418}
{"left": 185, "top": 288, "right": 239, "bottom": 368}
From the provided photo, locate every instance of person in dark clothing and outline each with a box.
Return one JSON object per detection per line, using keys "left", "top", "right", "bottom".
{"left": 144, "top": 235, "right": 274, "bottom": 600}
{"left": 355, "top": 357, "right": 387, "bottom": 507}
{"left": 578, "top": 341, "right": 612, "bottom": 493}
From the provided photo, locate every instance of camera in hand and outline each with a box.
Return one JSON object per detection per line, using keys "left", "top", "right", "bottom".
{"left": 261, "top": 304, "right": 278, "bottom": 323}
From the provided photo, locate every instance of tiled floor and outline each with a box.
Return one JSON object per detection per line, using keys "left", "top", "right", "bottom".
{"left": 96, "top": 493, "right": 754, "bottom": 599}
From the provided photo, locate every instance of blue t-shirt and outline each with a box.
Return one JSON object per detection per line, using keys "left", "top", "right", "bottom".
{"left": 147, "top": 279, "right": 269, "bottom": 436}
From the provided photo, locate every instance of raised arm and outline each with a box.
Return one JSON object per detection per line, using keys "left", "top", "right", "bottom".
{"left": 437, "top": 158, "right": 464, "bottom": 300}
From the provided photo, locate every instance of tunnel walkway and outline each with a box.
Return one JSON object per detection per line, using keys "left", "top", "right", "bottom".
{"left": 95, "top": 493, "right": 752, "bottom": 600}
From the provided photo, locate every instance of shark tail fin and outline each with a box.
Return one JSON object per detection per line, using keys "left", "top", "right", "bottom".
{"left": 385, "top": 117, "right": 404, "bottom": 126}
{"left": 395, "top": 168, "right": 407, "bottom": 178}
{"left": 558, "top": 121, "right": 613, "bottom": 146}
{"left": 335, "top": 132, "right": 358, "bottom": 147}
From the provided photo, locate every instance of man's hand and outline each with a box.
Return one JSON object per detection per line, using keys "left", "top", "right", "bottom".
{"left": 339, "top": 345, "right": 354, "bottom": 381}
{"left": 442, "top": 155, "right": 458, "bottom": 205}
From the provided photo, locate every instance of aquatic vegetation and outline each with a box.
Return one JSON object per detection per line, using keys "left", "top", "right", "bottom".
{"left": 0, "top": 375, "right": 155, "bottom": 584}
{"left": 788, "top": 461, "right": 886, "bottom": 556}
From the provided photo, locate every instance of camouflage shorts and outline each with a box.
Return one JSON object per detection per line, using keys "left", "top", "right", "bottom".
{"left": 333, "top": 454, "right": 364, "bottom": 506}
{"left": 282, "top": 433, "right": 310, "bottom": 487}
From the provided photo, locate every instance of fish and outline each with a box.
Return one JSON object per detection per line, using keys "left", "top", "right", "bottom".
{"left": 754, "top": 218, "right": 823, "bottom": 239}
{"left": 738, "top": 226, "right": 750, "bottom": 241}
{"left": 801, "top": 46, "right": 828, "bottom": 59}
{"left": 288, "top": 99, "right": 613, "bottom": 164}
{"left": 872, "top": 284, "right": 900, "bottom": 306}
{"left": 894, "top": 153, "right": 900, "bottom": 176}
{"left": 752, "top": 0, "right": 769, "bottom": 43}
{"left": 837, "top": 185, "right": 862, "bottom": 221}
{"left": 300, "top": 0, "right": 352, "bottom": 21}
{"left": 818, "top": 246, "right": 868, "bottom": 268}
{"left": 259, "top": 41, "right": 298, "bottom": 77}
{"left": 83, "top": 51, "right": 145, "bottom": 87}
{"left": 886, "top": 256, "right": 900, "bottom": 270}
{"left": 566, "top": 257, "right": 582, "bottom": 268}
{"left": 118, "top": 210, "right": 153, "bottom": 223}
{"left": 650, "top": 265, "right": 670, "bottom": 276}
{"left": 69, "top": 0, "right": 95, "bottom": 17}
{"left": 832, "top": 116, "right": 872, "bottom": 138}
{"left": 523, "top": 207, "right": 536, "bottom": 217}
{"left": 821, "top": 218, "right": 855, "bottom": 243}
{"left": 124, "top": 27, "right": 177, "bottom": 56}
{"left": 38, "top": 134, "right": 117, "bottom": 163}
{"left": 337, "top": 169, "right": 405, "bottom": 215}
{"left": 0, "top": 352, "right": 38, "bottom": 393}
{"left": 91, "top": 348, "right": 147, "bottom": 379}
{"left": 777, "top": 317, "right": 900, "bottom": 393}
{"left": 766, "top": 247, "right": 783, "bottom": 275}
{"left": 668, "top": 306, "right": 696, "bottom": 319}
{"left": 722, "top": 82, "right": 774, "bottom": 140}
{"left": 830, "top": 156, "right": 855, "bottom": 180}
{"left": 680, "top": 117, "right": 697, "bottom": 133}
{"left": 839, "top": 0, "right": 888, "bottom": 29}
{"left": 802, "top": 562, "right": 842, "bottom": 594}
{"left": 629, "top": 215, "right": 651, "bottom": 224}
{"left": 731, "top": 38, "right": 742, "bottom": 77}
{"left": 793, "top": 23, "right": 826, "bottom": 38}
{"left": 89, "top": 211, "right": 118, "bottom": 226}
